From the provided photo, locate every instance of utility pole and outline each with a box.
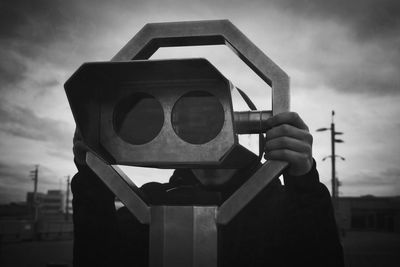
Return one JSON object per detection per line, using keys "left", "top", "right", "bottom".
{"left": 29, "top": 165, "right": 39, "bottom": 221}
{"left": 330, "top": 112, "right": 337, "bottom": 200}
{"left": 316, "top": 111, "right": 344, "bottom": 206}
{"left": 65, "top": 175, "right": 70, "bottom": 221}
{"left": 29, "top": 165, "right": 39, "bottom": 239}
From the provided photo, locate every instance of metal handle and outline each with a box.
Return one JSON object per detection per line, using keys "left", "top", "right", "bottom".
{"left": 234, "top": 110, "right": 273, "bottom": 134}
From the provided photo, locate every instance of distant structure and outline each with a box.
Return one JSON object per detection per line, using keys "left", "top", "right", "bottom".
{"left": 26, "top": 190, "right": 72, "bottom": 220}
{"left": 0, "top": 189, "right": 73, "bottom": 242}
{"left": 41, "top": 190, "right": 68, "bottom": 219}
{"left": 26, "top": 191, "right": 45, "bottom": 213}
{"left": 336, "top": 196, "right": 400, "bottom": 234}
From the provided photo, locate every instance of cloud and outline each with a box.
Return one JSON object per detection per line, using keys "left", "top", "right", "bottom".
{"left": 0, "top": 0, "right": 87, "bottom": 49}
{"left": 269, "top": 0, "right": 400, "bottom": 95}
{"left": 0, "top": 99, "right": 73, "bottom": 152}
{"left": 336, "top": 167, "right": 400, "bottom": 197}
{"left": 1, "top": 0, "right": 398, "bottom": 96}
{"left": 0, "top": 50, "right": 28, "bottom": 88}
{"left": 0, "top": 0, "right": 109, "bottom": 94}
{"left": 0, "top": 1, "right": 60, "bottom": 93}
{"left": 0, "top": 161, "right": 31, "bottom": 186}
{"left": 0, "top": 0, "right": 74, "bottom": 72}
{"left": 345, "top": 168, "right": 400, "bottom": 189}
{"left": 273, "top": 0, "right": 400, "bottom": 42}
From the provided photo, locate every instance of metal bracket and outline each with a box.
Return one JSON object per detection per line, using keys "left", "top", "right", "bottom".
{"left": 86, "top": 152, "right": 150, "bottom": 224}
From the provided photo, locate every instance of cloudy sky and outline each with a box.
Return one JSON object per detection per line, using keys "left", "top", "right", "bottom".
{"left": 0, "top": 0, "right": 399, "bottom": 203}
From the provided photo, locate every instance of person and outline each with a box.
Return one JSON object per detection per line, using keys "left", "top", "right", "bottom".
{"left": 71, "top": 112, "right": 344, "bottom": 267}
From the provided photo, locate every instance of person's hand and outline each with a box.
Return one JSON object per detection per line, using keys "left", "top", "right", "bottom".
{"left": 73, "top": 127, "right": 89, "bottom": 166}
{"left": 264, "top": 112, "right": 313, "bottom": 176}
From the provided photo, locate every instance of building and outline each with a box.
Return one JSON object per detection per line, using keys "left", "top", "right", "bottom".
{"left": 42, "top": 190, "right": 65, "bottom": 215}
{"left": 26, "top": 192, "right": 46, "bottom": 206}
{"left": 336, "top": 196, "right": 400, "bottom": 233}
{"left": 0, "top": 190, "right": 73, "bottom": 241}
{"left": 25, "top": 189, "right": 72, "bottom": 220}
{"left": 0, "top": 202, "right": 30, "bottom": 220}
{"left": 41, "top": 190, "right": 72, "bottom": 220}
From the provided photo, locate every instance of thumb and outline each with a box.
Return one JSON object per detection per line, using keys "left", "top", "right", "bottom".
{"left": 73, "top": 128, "right": 89, "bottom": 166}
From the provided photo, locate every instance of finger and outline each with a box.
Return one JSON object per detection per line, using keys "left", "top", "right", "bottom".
{"left": 264, "top": 136, "right": 312, "bottom": 154}
{"left": 264, "top": 149, "right": 308, "bottom": 163}
{"left": 266, "top": 124, "right": 313, "bottom": 144}
{"left": 264, "top": 149, "right": 313, "bottom": 176}
{"left": 265, "top": 112, "right": 309, "bottom": 131}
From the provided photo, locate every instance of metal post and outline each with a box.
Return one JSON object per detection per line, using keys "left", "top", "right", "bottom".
{"left": 149, "top": 206, "right": 218, "bottom": 267}
{"left": 330, "top": 111, "right": 336, "bottom": 202}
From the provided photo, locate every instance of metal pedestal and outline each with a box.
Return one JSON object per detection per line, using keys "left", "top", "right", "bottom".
{"left": 150, "top": 206, "right": 218, "bottom": 267}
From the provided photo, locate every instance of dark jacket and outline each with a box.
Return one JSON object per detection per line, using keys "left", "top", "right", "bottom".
{"left": 72, "top": 161, "right": 344, "bottom": 267}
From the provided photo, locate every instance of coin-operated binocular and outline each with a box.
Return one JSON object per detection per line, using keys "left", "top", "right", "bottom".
{"left": 65, "top": 20, "right": 290, "bottom": 267}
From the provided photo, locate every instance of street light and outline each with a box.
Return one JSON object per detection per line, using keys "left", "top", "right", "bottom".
{"left": 316, "top": 110, "right": 345, "bottom": 204}
{"left": 316, "top": 127, "right": 329, "bottom": 132}
{"left": 322, "top": 155, "right": 346, "bottom": 161}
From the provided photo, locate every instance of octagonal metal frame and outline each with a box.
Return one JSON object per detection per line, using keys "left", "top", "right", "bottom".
{"left": 112, "top": 19, "right": 289, "bottom": 114}
{"left": 85, "top": 19, "right": 290, "bottom": 223}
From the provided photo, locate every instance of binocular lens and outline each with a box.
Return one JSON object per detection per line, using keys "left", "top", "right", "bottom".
{"left": 114, "top": 92, "right": 164, "bottom": 145}
{"left": 114, "top": 91, "right": 224, "bottom": 146}
{"left": 172, "top": 91, "right": 224, "bottom": 144}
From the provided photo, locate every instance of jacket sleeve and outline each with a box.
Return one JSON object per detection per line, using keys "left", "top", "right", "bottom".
{"left": 71, "top": 163, "right": 120, "bottom": 267}
{"left": 282, "top": 159, "right": 345, "bottom": 267}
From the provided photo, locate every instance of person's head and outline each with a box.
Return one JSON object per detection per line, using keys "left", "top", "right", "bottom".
{"left": 191, "top": 168, "right": 239, "bottom": 187}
